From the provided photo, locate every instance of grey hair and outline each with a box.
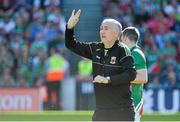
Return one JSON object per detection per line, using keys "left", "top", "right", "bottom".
{"left": 102, "top": 18, "right": 122, "bottom": 32}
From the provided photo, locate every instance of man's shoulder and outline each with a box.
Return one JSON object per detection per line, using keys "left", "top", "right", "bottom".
{"left": 132, "top": 47, "right": 146, "bottom": 59}
{"left": 117, "top": 41, "right": 129, "bottom": 48}
{"left": 91, "top": 41, "right": 102, "bottom": 45}
{"left": 89, "top": 41, "right": 103, "bottom": 48}
{"left": 117, "top": 41, "right": 131, "bottom": 55}
{"left": 131, "top": 47, "right": 147, "bottom": 67}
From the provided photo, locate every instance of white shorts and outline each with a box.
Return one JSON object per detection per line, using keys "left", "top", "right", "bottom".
{"left": 134, "top": 99, "right": 144, "bottom": 122}
{"left": 135, "top": 112, "right": 141, "bottom": 122}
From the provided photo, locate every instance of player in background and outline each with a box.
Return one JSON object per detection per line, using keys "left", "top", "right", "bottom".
{"left": 121, "top": 27, "right": 148, "bottom": 122}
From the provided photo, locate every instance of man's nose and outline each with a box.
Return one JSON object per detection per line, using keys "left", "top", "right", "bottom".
{"left": 100, "top": 31, "right": 103, "bottom": 35}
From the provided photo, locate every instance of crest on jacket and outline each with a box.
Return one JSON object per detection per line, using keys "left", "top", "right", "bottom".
{"left": 110, "top": 56, "right": 116, "bottom": 64}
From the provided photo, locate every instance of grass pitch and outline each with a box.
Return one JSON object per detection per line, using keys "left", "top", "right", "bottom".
{"left": 0, "top": 111, "right": 180, "bottom": 121}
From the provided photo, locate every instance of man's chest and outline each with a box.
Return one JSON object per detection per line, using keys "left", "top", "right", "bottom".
{"left": 92, "top": 47, "right": 125, "bottom": 66}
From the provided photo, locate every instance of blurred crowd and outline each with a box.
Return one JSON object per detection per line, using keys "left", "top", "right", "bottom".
{"left": 0, "top": 0, "right": 68, "bottom": 88}
{"left": 104, "top": 0, "right": 180, "bottom": 90}
{"left": 0, "top": 0, "right": 179, "bottom": 90}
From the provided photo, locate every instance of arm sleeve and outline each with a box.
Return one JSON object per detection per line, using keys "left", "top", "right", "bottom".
{"left": 65, "top": 25, "right": 92, "bottom": 59}
{"left": 132, "top": 50, "right": 146, "bottom": 70}
{"left": 110, "top": 56, "right": 136, "bottom": 85}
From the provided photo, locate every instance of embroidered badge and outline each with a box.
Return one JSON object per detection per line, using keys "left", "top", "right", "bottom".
{"left": 110, "top": 56, "right": 116, "bottom": 64}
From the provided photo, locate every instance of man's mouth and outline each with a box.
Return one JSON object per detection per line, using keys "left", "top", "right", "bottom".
{"left": 101, "top": 35, "right": 106, "bottom": 38}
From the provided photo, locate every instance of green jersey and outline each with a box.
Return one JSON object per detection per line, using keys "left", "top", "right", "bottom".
{"left": 131, "top": 45, "right": 147, "bottom": 112}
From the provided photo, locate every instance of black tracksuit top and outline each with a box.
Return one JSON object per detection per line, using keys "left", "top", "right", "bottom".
{"left": 65, "top": 26, "right": 136, "bottom": 109}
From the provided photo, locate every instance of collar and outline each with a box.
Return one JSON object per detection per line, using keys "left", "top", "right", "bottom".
{"left": 130, "top": 45, "right": 140, "bottom": 52}
{"left": 101, "top": 40, "right": 119, "bottom": 50}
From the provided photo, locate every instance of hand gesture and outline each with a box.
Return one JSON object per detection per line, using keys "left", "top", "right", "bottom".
{"left": 67, "top": 9, "right": 81, "bottom": 29}
{"left": 93, "top": 75, "right": 109, "bottom": 84}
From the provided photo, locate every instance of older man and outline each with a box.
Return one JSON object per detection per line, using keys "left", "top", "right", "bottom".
{"left": 65, "top": 9, "right": 136, "bottom": 121}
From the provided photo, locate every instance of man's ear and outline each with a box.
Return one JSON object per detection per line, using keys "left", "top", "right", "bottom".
{"left": 120, "top": 34, "right": 123, "bottom": 41}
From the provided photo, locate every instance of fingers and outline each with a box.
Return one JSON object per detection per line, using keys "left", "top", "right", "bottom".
{"left": 93, "top": 75, "right": 108, "bottom": 84}
{"left": 75, "top": 9, "right": 81, "bottom": 18}
{"left": 93, "top": 75, "right": 100, "bottom": 83}
{"left": 71, "top": 9, "right": 75, "bottom": 16}
{"left": 71, "top": 9, "right": 81, "bottom": 18}
{"left": 67, "top": 9, "right": 81, "bottom": 29}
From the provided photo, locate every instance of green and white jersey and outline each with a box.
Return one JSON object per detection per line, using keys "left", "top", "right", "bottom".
{"left": 131, "top": 45, "right": 147, "bottom": 113}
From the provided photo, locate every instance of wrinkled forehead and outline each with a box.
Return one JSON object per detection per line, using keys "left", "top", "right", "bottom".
{"left": 101, "top": 20, "right": 121, "bottom": 32}
{"left": 101, "top": 21, "right": 114, "bottom": 28}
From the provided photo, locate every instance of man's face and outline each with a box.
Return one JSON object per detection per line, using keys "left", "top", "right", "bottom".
{"left": 121, "top": 35, "right": 130, "bottom": 47}
{"left": 100, "top": 22, "right": 118, "bottom": 44}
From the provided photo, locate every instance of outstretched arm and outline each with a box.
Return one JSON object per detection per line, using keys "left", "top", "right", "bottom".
{"left": 65, "top": 9, "right": 93, "bottom": 59}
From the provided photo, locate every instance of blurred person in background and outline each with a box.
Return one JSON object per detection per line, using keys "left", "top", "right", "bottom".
{"left": 0, "top": 37, "right": 15, "bottom": 78}
{"left": 147, "top": 75, "right": 162, "bottom": 90}
{"left": 77, "top": 57, "right": 92, "bottom": 81}
{"left": 30, "top": 32, "right": 47, "bottom": 58}
{"left": 176, "top": 41, "right": 180, "bottom": 81}
{"left": 31, "top": 51, "right": 46, "bottom": 87}
{"left": 0, "top": 13, "right": 15, "bottom": 34}
{"left": 17, "top": 75, "right": 29, "bottom": 88}
{"left": 76, "top": 57, "right": 93, "bottom": 110}
{"left": 103, "top": 0, "right": 179, "bottom": 87}
{"left": 160, "top": 40, "right": 176, "bottom": 64}
{"left": 121, "top": 27, "right": 148, "bottom": 122}
{"left": 66, "top": 9, "right": 136, "bottom": 121}
{"left": 161, "top": 62, "right": 180, "bottom": 89}
{"left": 145, "top": 38, "right": 161, "bottom": 79}
{"left": 176, "top": 41, "right": 180, "bottom": 63}
{"left": 0, "top": 69, "right": 15, "bottom": 88}
{"left": 0, "top": 0, "right": 66, "bottom": 92}
{"left": 163, "top": 71, "right": 180, "bottom": 90}
{"left": 45, "top": 47, "right": 67, "bottom": 110}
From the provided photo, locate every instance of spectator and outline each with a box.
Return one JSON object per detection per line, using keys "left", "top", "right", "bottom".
{"left": 76, "top": 57, "right": 92, "bottom": 82}
{"left": 17, "top": 75, "right": 29, "bottom": 88}
{"left": 103, "top": 0, "right": 180, "bottom": 93}
{"left": 176, "top": 41, "right": 180, "bottom": 62}
{"left": 0, "top": 1, "right": 66, "bottom": 90}
{"left": 0, "top": 14, "right": 15, "bottom": 34}
{"left": 147, "top": 75, "right": 162, "bottom": 90}
{"left": 45, "top": 47, "right": 66, "bottom": 110}
{"left": 0, "top": 69, "right": 15, "bottom": 88}
{"left": 0, "top": 0, "right": 179, "bottom": 112}
{"left": 163, "top": 71, "right": 180, "bottom": 90}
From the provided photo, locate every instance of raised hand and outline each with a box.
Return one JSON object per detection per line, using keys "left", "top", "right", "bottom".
{"left": 67, "top": 9, "right": 81, "bottom": 29}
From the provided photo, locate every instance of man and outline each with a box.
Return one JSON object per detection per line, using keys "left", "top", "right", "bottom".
{"left": 121, "top": 27, "right": 148, "bottom": 122}
{"left": 45, "top": 48, "right": 66, "bottom": 110}
{"left": 65, "top": 9, "right": 136, "bottom": 121}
